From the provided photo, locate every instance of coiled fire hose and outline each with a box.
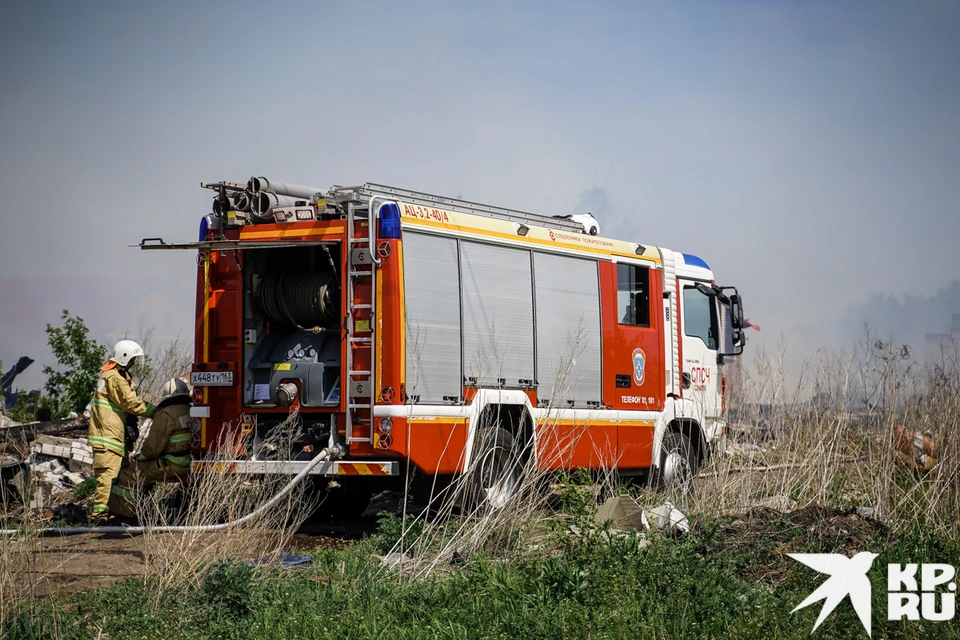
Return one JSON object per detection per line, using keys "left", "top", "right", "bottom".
{"left": 0, "top": 444, "right": 345, "bottom": 536}
{"left": 259, "top": 272, "right": 338, "bottom": 331}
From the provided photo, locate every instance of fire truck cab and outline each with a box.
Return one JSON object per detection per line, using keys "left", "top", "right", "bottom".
{"left": 142, "top": 180, "right": 746, "bottom": 510}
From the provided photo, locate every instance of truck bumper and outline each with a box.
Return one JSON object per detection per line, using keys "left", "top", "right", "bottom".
{"left": 191, "top": 460, "right": 399, "bottom": 476}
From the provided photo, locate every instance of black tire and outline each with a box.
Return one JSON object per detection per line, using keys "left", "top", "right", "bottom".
{"left": 469, "top": 427, "right": 523, "bottom": 511}
{"left": 657, "top": 432, "right": 697, "bottom": 494}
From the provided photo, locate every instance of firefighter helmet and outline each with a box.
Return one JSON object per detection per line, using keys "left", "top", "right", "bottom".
{"left": 110, "top": 340, "right": 144, "bottom": 368}
{"left": 160, "top": 378, "right": 190, "bottom": 402}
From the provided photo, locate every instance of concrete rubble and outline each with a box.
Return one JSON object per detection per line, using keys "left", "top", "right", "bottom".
{"left": 2, "top": 432, "right": 95, "bottom": 511}
{"left": 590, "top": 494, "right": 691, "bottom": 539}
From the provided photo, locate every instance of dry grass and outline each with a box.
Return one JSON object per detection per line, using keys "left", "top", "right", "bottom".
{"left": 129, "top": 410, "right": 314, "bottom": 605}
{"left": 1, "top": 410, "right": 316, "bottom": 621}
{"left": 381, "top": 347, "right": 620, "bottom": 579}
{"left": 385, "top": 333, "right": 960, "bottom": 580}
{"left": 687, "top": 333, "right": 960, "bottom": 536}
{"left": 134, "top": 329, "right": 193, "bottom": 402}
{"left": 0, "top": 432, "right": 66, "bottom": 627}
{"left": 4, "top": 330, "right": 958, "bottom": 624}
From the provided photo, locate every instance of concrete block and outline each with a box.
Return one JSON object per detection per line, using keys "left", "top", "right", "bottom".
{"left": 62, "top": 471, "right": 86, "bottom": 486}
{"left": 33, "top": 459, "right": 67, "bottom": 475}
{"left": 34, "top": 435, "right": 76, "bottom": 448}
{"left": 68, "top": 459, "right": 94, "bottom": 474}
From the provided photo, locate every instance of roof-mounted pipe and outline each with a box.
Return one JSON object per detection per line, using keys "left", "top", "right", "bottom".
{"left": 247, "top": 177, "right": 323, "bottom": 200}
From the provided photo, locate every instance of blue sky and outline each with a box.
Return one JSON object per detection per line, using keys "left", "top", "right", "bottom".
{"left": 1, "top": 0, "right": 958, "bottom": 390}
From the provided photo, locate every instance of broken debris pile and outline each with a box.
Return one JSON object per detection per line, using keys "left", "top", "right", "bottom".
{"left": 4, "top": 434, "right": 94, "bottom": 510}
{"left": 594, "top": 495, "right": 690, "bottom": 535}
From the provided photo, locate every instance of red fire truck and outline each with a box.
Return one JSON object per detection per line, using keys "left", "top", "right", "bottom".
{"left": 142, "top": 180, "right": 746, "bottom": 512}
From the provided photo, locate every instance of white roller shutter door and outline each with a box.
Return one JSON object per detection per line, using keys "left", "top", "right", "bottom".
{"left": 402, "top": 233, "right": 462, "bottom": 402}
{"left": 534, "top": 253, "right": 602, "bottom": 405}
{"left": 460, "top": 242, "right": 535, "bottom": 387}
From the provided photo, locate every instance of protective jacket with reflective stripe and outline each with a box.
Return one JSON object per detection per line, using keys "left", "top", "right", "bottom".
{"left": 138, "top": 402, "right": 191, "bottom": 465}
{"left": 88, "top": 367, "right": 155, "bottom": 455}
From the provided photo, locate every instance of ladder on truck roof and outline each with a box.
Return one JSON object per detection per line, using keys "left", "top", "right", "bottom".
{"left": 328, "top": 183, "right": 587, "bottom": 234}
{"left": 344, "top": 200, "right": 378, "bottom": 444}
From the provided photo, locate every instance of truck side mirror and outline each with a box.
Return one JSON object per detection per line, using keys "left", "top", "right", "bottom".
{"left": 730, "top": 294, "right": 744, "bottom": 330}
{"left": 733, "top": 330, "right": 746, "bottom": 348}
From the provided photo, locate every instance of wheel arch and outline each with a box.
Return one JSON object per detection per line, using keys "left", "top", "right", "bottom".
{"left": 463, "top": 389, "right": 536, "bottom": 470}
{"left": 652, "top": 398, "right": 707, "bottom": 470}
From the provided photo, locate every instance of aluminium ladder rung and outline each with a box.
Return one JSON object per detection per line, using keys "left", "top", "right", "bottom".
{"left": 345, "top": 199, "right": 377, "bottom": 446}
{"left": 331, "top": 183, "right": 586, "bottom": 233}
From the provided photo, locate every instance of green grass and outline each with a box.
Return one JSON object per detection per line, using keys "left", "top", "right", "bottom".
{"left": 6, "top": 512, "right": 959, "bottom": 640}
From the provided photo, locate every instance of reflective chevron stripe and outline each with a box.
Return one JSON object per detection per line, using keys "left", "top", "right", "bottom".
{"left": 168, "top": 433, "right": 191, "bottom": 445}
{"left": 111, "top": 485, "right": 134, "bottom": 501}
{"left": 337, "top": 462, "right": 391, "bottom": 475}
{"left": 91, "top": 397, "right": 123, "bottom": 414}
{"left": 88, "top": 436, "right": 124, "bottom": 454}
{"left": 163, "top": 453, "right": 191, "bottom": 466}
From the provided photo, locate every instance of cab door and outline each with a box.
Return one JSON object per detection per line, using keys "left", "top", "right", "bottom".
{"left": 679, "top": 282, "right": 722, "bottom": 424}
{"left": 600, "top": 261, "right": 663, "bottom": 469}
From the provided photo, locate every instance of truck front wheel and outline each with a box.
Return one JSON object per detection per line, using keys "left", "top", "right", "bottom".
{"left": 658, "top": 432, "right": 696, "bottom": 494}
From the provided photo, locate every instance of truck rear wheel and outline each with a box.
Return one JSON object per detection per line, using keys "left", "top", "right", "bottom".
{"left": 658, "top": 432, "right": 696, "bottom": 494}
{"left": 469, "top": 427, "right": 523, "bottom": 511}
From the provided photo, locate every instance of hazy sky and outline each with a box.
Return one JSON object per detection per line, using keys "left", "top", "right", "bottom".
{"left": 2, "top": 1, "right": 959, "bottom": 391}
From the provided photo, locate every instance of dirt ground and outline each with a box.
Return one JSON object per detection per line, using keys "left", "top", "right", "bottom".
{"left": 6, "top": 519, "right": 375, "bottom": 598}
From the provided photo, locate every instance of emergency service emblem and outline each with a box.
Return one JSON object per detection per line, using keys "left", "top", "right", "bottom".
{"left": 632, "top": 348, "right": 646, "bottom": 386}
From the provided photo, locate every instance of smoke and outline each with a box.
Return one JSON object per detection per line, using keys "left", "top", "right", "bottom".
{"left": 577, "top": 187, "right": 612, "bottom": 220}
{"left": 577, "top": 186, "right": 624, "bottom": 238}
{"left": 841, "top": 279, "right": 960, "bottom": 356}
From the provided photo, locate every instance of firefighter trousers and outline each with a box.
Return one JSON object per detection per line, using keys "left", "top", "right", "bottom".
{"left": 108, "top": 458, "right": 189, "bottom": 519}
{"left": 92, "top": 450, "right": 123, "bottom": 518}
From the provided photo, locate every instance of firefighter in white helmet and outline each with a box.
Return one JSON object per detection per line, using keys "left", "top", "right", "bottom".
{"left": 108, "top": 378, "right": 193, "bottom": 520}
{"left": 88, "top": 340, "right": 156, "bottom": 523}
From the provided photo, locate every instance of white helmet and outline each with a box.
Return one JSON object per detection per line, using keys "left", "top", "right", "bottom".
{"left": 110, "top": 340, "right": 144, "bottom": 368}
{"left": 160, "top": 378, "right": 190, "bottom": 402}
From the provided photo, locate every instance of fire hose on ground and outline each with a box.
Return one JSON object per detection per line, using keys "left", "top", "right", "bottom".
{"left": 0, "top": 444, "right": 345, "bottom": 537}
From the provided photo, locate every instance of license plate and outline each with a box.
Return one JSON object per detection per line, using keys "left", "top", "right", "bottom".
{"left": 190, "top": 371, "right": 234, "bottom": 386}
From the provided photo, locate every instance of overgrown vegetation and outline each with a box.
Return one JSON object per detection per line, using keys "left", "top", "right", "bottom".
{"left": 3, "top": 333, "right": 959, "bottom": 638}
{"left": 4, "top": 509, "right": 958, "bottom": 639}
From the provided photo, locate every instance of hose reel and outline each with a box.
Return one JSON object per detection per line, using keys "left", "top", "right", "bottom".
{"left": 259, "top": 272, "right": 338, "bottom": 331}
